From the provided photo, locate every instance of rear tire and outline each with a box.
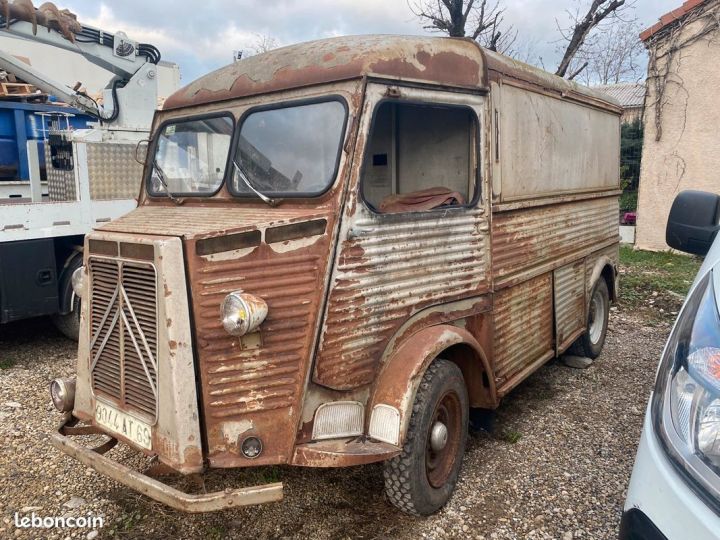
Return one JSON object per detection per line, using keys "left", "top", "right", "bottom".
{"left": 384, "top": 359, "right": 469, "bottom": 516}
{"left": 51, "top": 255, "right": 82, "bottom": 341}
{"left": 569, "top": 278, "right": 610, "bottom": 359}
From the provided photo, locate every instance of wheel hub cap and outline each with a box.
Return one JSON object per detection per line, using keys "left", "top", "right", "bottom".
{"left": 430, "top": 421, "right": 448, "bottom": 452}
{"left": 589, "top": 290, "right": 606, "bottom": 345}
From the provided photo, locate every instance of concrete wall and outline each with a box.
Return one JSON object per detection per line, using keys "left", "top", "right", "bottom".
{"left": 636, "top": 3, "right": 720, "bottom": 251}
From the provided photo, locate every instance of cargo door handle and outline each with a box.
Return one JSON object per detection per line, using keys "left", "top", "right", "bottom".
{"left": 36, "top": 269, "right": 53, "bottom": 285}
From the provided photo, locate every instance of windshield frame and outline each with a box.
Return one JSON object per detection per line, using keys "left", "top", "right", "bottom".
{"left": 228, "top": 95, "right": 349, "bottom": 199}
{"left": 145, "top": 111, "right": 236, "bottom": 198}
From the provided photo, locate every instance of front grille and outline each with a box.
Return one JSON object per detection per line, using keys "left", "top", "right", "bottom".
{"left": 89, "top": 256, "right": 158, "bottom": 421}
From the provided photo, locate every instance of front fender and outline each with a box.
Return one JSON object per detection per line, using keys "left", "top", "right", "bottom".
{"left": 367, "top": 324, "right": 494, "bottom": 446}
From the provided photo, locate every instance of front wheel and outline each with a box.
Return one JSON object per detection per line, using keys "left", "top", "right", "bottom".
{"left": 569, "top": 278, "right": 610, "bottom": 359}
{"left": 384, "top": 359, "right": 469, "bottom": 515}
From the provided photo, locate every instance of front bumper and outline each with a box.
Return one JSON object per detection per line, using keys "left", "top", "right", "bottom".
{"left": 622, "top": 407, "right": 720, "bottom": 539}
{"left": 51, "top": 415, "right": 283, "bottom": 513}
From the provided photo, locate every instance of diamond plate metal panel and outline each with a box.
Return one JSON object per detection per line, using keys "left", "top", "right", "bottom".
{"left": 87, "top": 142, "right": 143, "bottom": 200}
{"left": 45, "top": 144, "right": 76, "bottom": 202}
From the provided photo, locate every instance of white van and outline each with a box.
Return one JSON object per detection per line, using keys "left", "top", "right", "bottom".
{"left": 622, "top": 190, "right": 720, "bottom": 539}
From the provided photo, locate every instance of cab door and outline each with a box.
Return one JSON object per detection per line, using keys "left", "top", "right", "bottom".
{"left": 313, "top": 83, "right": 492, "bottom": 391}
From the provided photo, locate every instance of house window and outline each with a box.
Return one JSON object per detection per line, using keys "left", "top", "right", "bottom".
{"left": 361, "top": 101, "right": 478, "bottom": 213}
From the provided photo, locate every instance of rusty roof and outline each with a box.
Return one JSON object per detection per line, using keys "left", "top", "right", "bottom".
{"left": 163, "top": 34, "right": 621, "bottom": 112}
{"left": 163, "top": 35, "right": 487, "bottom": 110}
{"left": 640, "top": 0, "right": 712, "bottom": 41}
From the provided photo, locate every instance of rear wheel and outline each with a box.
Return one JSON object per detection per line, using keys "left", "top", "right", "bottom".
{"left": 51, "top": 255, "right": 82, "bottom": 341}
{"left": 384, "top": 359, "right": 468, "bottom": 515}
{"left": 569, "top": 278, "right": 610, "bottom": 359}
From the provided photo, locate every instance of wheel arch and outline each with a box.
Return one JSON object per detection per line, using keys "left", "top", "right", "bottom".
{"left": 588, "top": 255, "right": 618, "bottom": 303}
{"left": 368, "top": 324, "right": 496, "bottom": 446}
{"left": 55, "top": 242, "right": 84, "bottom": 315}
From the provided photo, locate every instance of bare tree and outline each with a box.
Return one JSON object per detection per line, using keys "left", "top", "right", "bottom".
{"left": 555, "top": 0, "right": 633, "bottom": 78}
{"left": 567, "top": 19, "right": 645, "bottom": 85}
{"left": 410, "top": 0, "right": 515, "bottom": 52}
{"left": 251, "top": 34, "right": 279, "bottom": 55}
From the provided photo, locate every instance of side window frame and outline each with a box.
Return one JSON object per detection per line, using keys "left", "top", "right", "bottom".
{"left": 359, "top": 96, "right": 482, "bottom": 215}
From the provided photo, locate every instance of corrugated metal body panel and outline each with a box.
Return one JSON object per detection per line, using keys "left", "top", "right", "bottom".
{"left": 492, "top": 197, "right": 618, "bottom": 284}
{"left": 186, "top": 216, "right": 335, "bottom": 466}
{"left": 314, "top": 207, "right": 490, "bottom": 390}
{"left": 554, "top": 261, "right": 586, "bottom": 350}
{"left": 195, "top": 253, "right": 318, "bottom": 414}
{"left": 497, "top": 84, "right": 620, "bottom": 201}
{"left": 493, "top": 273, "right": 553, "bottom": 384}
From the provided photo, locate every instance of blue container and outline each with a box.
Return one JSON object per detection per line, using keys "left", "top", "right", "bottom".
{"left": 0, "top": 101, "right": 93, "bottom": 180}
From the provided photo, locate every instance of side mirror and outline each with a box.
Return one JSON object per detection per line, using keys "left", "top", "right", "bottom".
{"left": 134, "top": 139, "right": 150, "bottom": 165}
{"left": 666, "top": 190, "right": 720, "bottom": 256}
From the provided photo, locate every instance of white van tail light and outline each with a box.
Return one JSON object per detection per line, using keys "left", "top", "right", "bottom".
{"left": 369, "top": 404, "right": 400, "bottom": 445}
{"left": 312, "top": 401, "right": 364, "bottom": 440}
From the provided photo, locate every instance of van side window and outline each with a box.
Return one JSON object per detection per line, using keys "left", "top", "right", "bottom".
{"left": 361, "top": 101, "right": 478, "bottom": 213}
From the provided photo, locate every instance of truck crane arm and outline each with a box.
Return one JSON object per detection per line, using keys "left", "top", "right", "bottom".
{"left": 0, "top": 0, "right": 161, "bottom": 126}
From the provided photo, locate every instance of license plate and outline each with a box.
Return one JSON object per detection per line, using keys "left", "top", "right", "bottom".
{"left": 95, "top": 401, "right": 152, "bottom": 450}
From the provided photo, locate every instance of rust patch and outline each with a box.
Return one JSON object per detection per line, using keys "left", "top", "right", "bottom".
{"left": 291, "top": 438, "right": 400, "bottom": 467}
{"left": 491, "top": 197, "right": 619, "bottom": 287}
{"left": 492, "top": 273, "right": 554, "bottom": 393}
{"left": 185, "top": 211, "right": 340, "bottom": 467}
{"left": 314, "top": 206, "right": 491, "bottom": 390}
{"left": 163, "top": 36, "right": 487, "bottom": 110}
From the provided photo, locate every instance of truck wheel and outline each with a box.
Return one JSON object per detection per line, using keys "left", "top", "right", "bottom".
{"left": 570, "top": 278, "right": 610, "bottom": 359}
{"left": 51, "top": 255, "right": 82, "bottom": 341}
{"left": 384, "top": 359, "right": 468, "bottom": 516}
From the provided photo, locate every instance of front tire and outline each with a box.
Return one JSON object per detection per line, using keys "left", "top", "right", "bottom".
{"left": 569, "top": 278, "right": 610, "bottom": 359}
{"left": 384, "top": 359, "right": 469, "bottom": 515}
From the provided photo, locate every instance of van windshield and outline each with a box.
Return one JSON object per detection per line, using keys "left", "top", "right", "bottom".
{"left": 230, "top": 99, "right": 347, "bottom": 197}
{"left": 148, "top": 115, "right": 234, "bottom": 196}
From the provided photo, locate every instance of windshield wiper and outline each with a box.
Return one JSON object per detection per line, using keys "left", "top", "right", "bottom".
{"left": 232, "top": 159, "right": 281, "bottom": 207}
{"left": 152, "top": 159, "right": 183, "bottom": 205}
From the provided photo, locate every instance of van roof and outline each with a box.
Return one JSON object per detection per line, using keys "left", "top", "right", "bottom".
{"left": 163, "top": 34, "right": 621, "bottom": 113}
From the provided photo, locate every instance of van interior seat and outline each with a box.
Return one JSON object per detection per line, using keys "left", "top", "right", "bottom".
{"left": 379, "top": 187, "right": 466, "bottom": 214}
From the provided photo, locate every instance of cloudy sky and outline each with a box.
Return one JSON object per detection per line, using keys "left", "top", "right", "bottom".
{"left": 58, "top": 0, "right": 679, "bottom": 85}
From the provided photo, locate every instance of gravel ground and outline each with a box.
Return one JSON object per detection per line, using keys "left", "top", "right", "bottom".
{"left": 0, "top": 302, "right": 673, "bottom": 540}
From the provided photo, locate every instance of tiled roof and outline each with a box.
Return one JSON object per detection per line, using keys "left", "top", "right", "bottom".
{"left": 593, "top": 83, "right": 646, "bottom": 108}
{"left": 640, "top": 0, "right": 712, "bottom": 41}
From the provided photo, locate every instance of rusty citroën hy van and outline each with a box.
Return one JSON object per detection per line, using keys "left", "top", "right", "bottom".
{"left": 48, "top": 35, "right": 621, "bottom": 515}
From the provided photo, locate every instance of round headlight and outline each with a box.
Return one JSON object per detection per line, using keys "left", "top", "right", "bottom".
{"left": 220, "top": 292, "right": 268, "bottom": 336}
{"left": 71, "top": 266, "right": 85, "bottom": 298}
{"left": 50, "top": 377, "right": 76, "bottom": 412}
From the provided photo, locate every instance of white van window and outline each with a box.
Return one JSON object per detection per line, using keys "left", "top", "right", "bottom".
{"left": 362, "top": 102, "right": 478, "bottom": 213}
